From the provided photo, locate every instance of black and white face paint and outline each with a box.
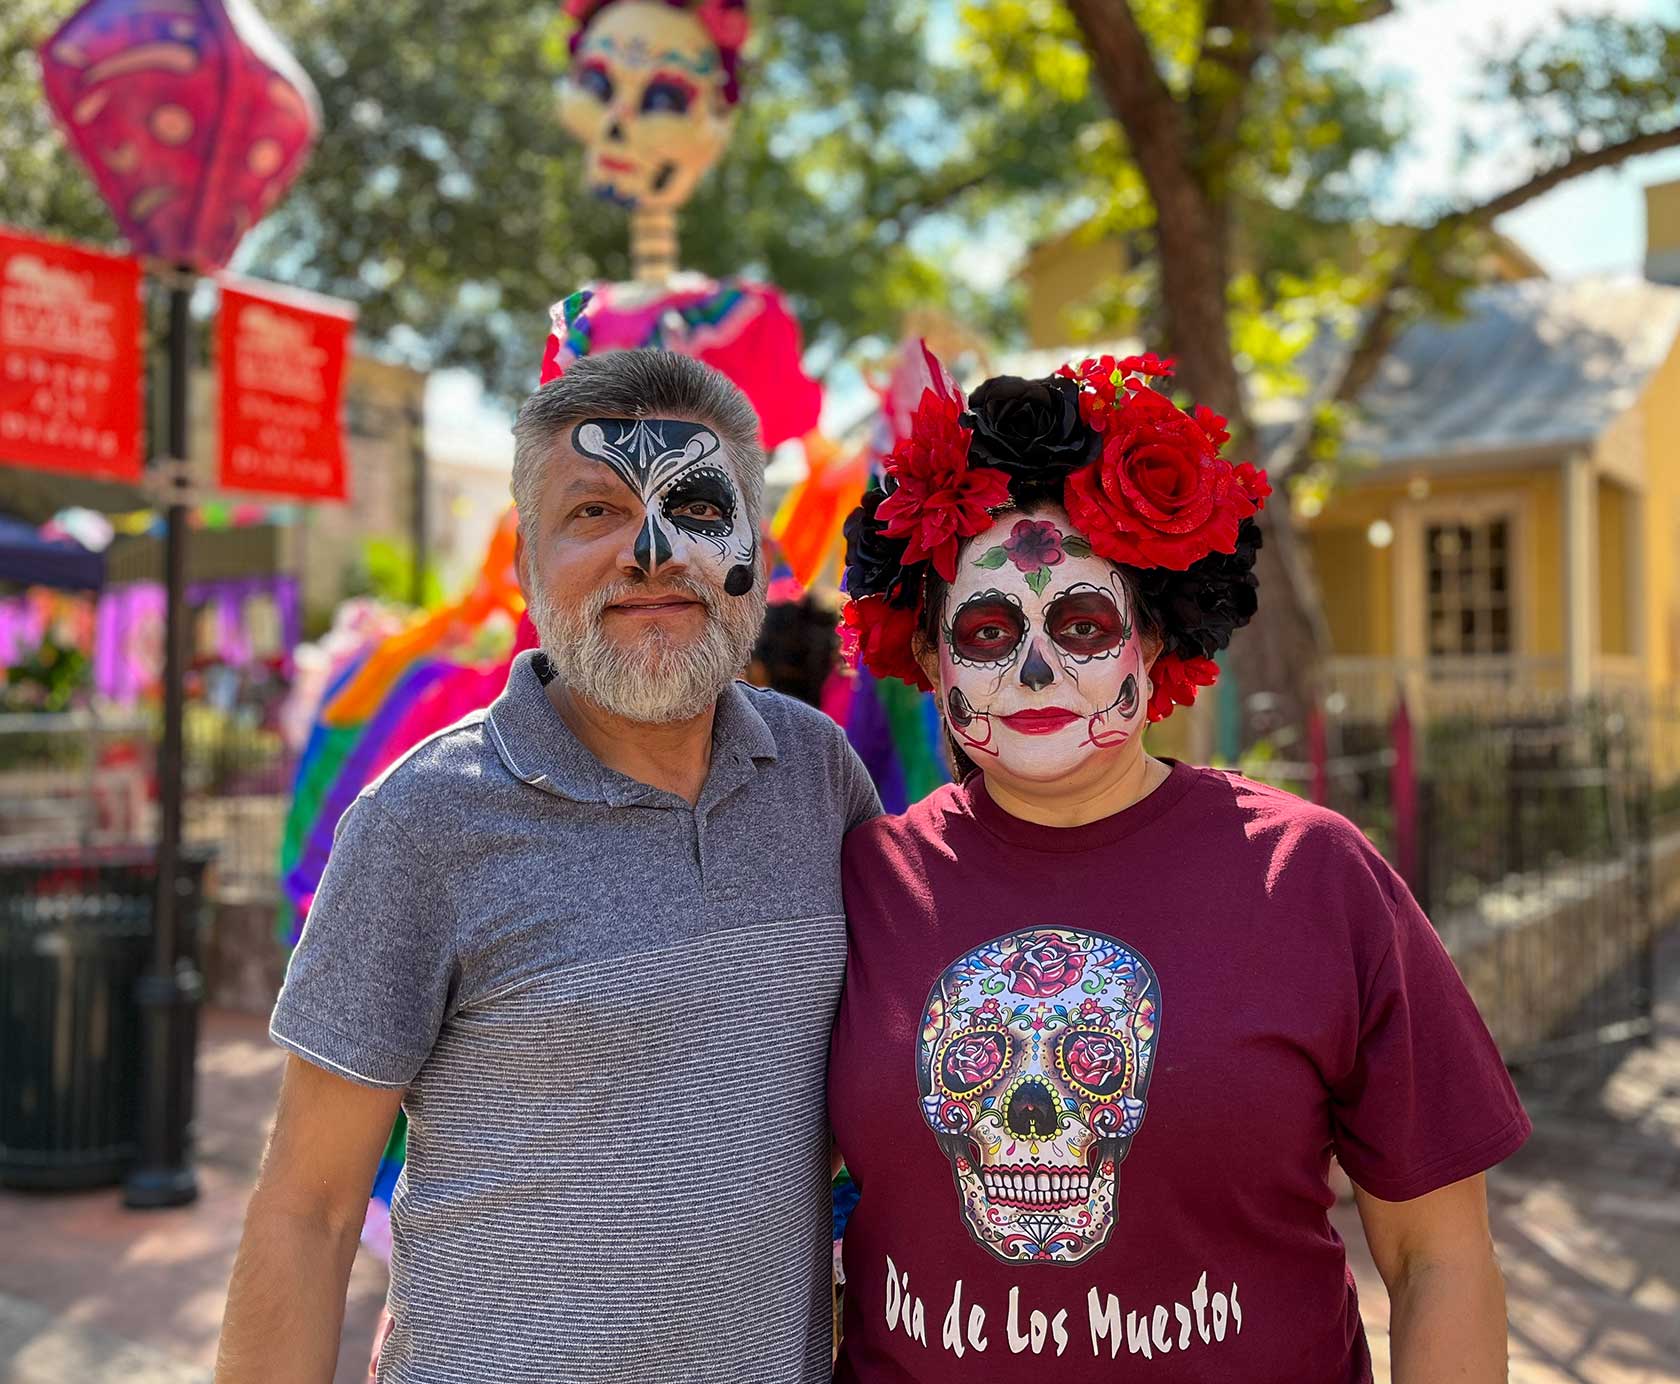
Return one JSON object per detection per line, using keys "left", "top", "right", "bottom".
{"left": 571, "top": 417, "right": 758, "bottom": 596}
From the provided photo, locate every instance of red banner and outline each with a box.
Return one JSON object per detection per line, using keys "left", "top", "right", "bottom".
{"left": 0, "top": 228, "right": 143, "bottom": 482}
{"left": 218, "top": 277, "right": 354, "bottom": 501}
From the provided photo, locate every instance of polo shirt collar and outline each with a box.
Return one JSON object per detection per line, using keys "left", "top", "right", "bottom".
{"left": 485, "top": 649, "right": 778, "bottom": 807}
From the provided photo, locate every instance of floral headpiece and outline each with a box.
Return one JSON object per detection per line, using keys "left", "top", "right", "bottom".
{"left": 563, "top": 0, "right": 749, "bottom": 106}
{"left": 840, "top": 350, "right": 1271, "bottom": 723}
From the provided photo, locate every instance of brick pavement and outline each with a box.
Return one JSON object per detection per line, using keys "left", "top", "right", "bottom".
{"left": 3, "top": 938, "right": 1678, "bottom": 1383}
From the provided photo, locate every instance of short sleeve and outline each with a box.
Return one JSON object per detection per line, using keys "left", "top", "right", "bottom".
{"left": 1329, "top": 877, "right": 1532, "bottom": 1202}
{"left": 837, "top": 736, "right": 883, "bottom": 832}
{"left": 269, "top": 793, "right": 457, "bottom": 1089}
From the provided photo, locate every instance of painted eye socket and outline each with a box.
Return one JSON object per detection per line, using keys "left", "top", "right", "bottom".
{"left": 576, "top": 61, "right": 613, "bottom": 104}
{"left": 641, "top": 77, "right": 694, "bottom": 115}
{"left": 672, "top": 500, "right": 723, "bottom": 521}
{"left": 1055, "top": 1028, "right": 1132, "bottom": 1100}
{"left": 1046, "top": 590, "right": 1126, "bottom": 657}
{"left": 950, "top": 596, "right": 1026, "bottom": 663}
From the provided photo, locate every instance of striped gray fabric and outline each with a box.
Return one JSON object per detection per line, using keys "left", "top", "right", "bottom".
{"left": 271, "top": 653, "right": 880, "bottom": 1382}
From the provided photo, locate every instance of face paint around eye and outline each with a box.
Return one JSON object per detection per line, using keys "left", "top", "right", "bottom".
{"left": 948, "top": 592, "right": 1027, "bottom": 665}
{"left": 1046, "top": 587, "right": 1132, "bottom": 660}
{"left": 570, "top": 417, "right": 758, "bottom": 596}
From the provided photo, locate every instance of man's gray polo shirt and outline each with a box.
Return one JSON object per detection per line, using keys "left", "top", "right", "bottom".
{"left": 271, "top": 650, "right": 881, "bottom": 1382}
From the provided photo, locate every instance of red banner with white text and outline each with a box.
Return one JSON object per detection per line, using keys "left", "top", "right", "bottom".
{"left": 0, "top": 228, "right": 143, "bottom": 482}
{"left": 218, "top": 277, "right": 354, "bottom": 501}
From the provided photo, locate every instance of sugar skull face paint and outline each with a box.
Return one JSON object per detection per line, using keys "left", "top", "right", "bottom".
{"left": 571, "top": 416, "right": 757, "bottom": 595}
{"left": 558, "top": 0, "right": 735, "bottom": 212}
{"left": 939, "top": 508, "right": 1147, "bottom": 779}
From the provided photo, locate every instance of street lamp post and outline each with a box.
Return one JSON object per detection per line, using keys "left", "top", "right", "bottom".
{"left": 40, "top": 0, "right": 321, "bottom": 1207}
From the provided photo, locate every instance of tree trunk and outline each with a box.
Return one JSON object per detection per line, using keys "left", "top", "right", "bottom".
{"left": 1066, "top": 0, "right": 1329, "bottom": 745}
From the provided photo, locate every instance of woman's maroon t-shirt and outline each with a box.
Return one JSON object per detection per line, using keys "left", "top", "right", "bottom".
{"left": 828, "top": 762, "right": 1530, "bottom": 1383}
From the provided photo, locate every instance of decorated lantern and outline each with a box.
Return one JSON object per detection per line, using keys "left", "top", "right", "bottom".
{"left": 39, "top": 0, "right": 321, "bottom": 271}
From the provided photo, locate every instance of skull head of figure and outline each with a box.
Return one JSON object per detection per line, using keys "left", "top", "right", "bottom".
{"left": 557, "top": 0, "right": 744, "bottom": 212}
{"left": 917, "top": 927, "right": 1159, "bottom": 1265}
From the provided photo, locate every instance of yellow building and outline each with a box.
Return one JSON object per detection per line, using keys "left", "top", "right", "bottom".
{"left": 1302, "top": 197, "right": 1680, "bottom": 719}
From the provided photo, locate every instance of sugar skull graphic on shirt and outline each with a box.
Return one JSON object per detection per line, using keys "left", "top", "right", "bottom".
{"left": 916, "top": 927, "right": 1159, "bottom": 1266}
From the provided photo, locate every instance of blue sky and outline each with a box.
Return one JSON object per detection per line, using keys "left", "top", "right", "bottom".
{"left": 1367, "top": 0, "right": 1680, "bottom": 276}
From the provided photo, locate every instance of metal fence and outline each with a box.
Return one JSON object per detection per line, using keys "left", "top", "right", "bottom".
{"left": 0, "top": 706, "right": 293, "bottom": 904}
{"left": 1241, "top": 693, "right": 1676, "bottom": 1078}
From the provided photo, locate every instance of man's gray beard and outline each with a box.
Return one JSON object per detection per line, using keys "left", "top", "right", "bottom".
{"left": 526, "top": 571, "right": 766, "bottom": 724}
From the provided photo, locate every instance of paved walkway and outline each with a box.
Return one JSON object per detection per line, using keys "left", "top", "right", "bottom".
{"left": 3, "top": 937, "right": 1678, "bottom": 1383}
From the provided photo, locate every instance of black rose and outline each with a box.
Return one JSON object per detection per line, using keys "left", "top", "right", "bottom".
{"left": 960, "top": 374, "right": 1097, "bottom": 484}
{"left": 842, "top": 479, "right": 920, "bottom": 607}
{"left": 1130, "top": 518, "right": 1263, "bottom": 660}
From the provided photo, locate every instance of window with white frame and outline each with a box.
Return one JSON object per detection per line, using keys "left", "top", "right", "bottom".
{"left": 1425, "top": 518, "right": 1512, "bottom": 657}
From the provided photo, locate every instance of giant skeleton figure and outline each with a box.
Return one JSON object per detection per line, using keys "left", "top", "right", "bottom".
{"left": 543, "top": 0, "right": 823, "bottom": 450}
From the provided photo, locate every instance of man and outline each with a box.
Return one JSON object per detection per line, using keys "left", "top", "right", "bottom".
{"left": 215, "top": 350, "right": 880, "bottom": 1383}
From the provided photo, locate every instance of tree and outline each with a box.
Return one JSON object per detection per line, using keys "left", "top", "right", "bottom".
{"left": 0, "top": 0, "right": 1094, "bottom": 398}
{"left": 986, "top": 1, "right": 1680, "bottom": 735}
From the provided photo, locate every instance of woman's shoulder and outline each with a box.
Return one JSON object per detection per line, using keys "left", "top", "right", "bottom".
{"left": 1186, "top": 764, "right": 1397, "bottom": 890}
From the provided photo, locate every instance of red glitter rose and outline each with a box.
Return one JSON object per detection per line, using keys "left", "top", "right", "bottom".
{"left": 1065, "top": 1033, "right": 1127, "bottom": 1090}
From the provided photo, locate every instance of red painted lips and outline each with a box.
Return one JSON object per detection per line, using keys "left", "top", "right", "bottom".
{"left": 999, "top": 708, "right": 1081, "bottom": 735}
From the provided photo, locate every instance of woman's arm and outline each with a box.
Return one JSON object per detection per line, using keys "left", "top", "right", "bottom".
{"left": 1354, "top": 1173, "right": 1509, "bottom": 1384}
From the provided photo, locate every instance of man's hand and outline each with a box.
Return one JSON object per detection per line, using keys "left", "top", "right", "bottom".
{"left": 214, "top": 1056, "right": 404, "bottom": 1384}
{"left": 1354, "top": 1173, "right": 1509, "bottom": 1384}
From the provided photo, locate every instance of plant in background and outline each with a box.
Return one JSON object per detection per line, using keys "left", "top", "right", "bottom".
{"left": 2, "top": 634, "right": 89, "bottom": 714}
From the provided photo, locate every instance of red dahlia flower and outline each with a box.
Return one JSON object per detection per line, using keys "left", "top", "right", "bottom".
{"left": 1147, "top": 653, "right": 1220, "bottom": 722}
{"left": 875, "top": 387, "right": 1010, "bottom": 582}
{"left": 839, "top": 595, "right": 931, "bottom": 692}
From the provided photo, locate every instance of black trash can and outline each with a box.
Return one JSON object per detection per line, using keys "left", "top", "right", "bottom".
{"left": 0, "top": 846, "right": 211, "bottom": 1190}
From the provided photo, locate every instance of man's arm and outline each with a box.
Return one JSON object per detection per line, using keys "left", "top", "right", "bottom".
{"left": 1354, "top": 1173, "right": 1509, "bottom": 1384}
{"left": 214, "top": 1057, "right": 405, "bottom": 1384}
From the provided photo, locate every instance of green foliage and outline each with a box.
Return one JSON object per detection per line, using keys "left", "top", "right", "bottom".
{"left": 342, "top": 536, "right": 444, "bottom": 609}
{"left": 2, "top": 633, "right": 89, "bottom": 713}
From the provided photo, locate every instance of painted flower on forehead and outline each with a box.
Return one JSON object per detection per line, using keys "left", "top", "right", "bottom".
{"left": 840, "top": 595, "right": 932, "bottom": 692}
{"left": 999, "top": 518, "right": 1065, "bottom": 573}
{"left": 874, "top": 387, "right": 1010, "bottom": 582}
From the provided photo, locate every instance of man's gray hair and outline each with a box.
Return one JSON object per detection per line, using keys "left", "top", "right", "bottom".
{"left": 510, "top": 350, "right": 767, "bottom": 539}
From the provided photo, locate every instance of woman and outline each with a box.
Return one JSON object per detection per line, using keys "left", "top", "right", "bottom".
{"left": 828, "top": 351, "right": 1530, "bottom": 1382}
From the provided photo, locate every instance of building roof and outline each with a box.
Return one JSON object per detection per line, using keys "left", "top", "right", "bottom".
{"left": 1348, "top": 275, "right": 1680, "bottom": 468}
{"left": 997, "top": 276, "right": 1680, "bottom": 473}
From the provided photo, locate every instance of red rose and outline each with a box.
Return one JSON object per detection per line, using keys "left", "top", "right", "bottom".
{"left": 1000, "top": 518, "right": 1066, "bottom": 574}
{"left": 875, "top": 387, "right": 1010, "bottom": 582}
{"left": 942, "top": 1032, "right": 1005, "bottom": 1089}
{"left": 1063, "top": 386, "right": 1256, "bottom": 571}
{"left": 1002, "top": 937, "right": 1086, "bottom": 998}
{"left": 1064, "top": 1033, "right": 1127, "bottom": 1091}
{"left": 840, "top": 596, "right": 931, "bottom": 692}
{"left": 1147, "top": 652, "right": 1220, "bottom": 722}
